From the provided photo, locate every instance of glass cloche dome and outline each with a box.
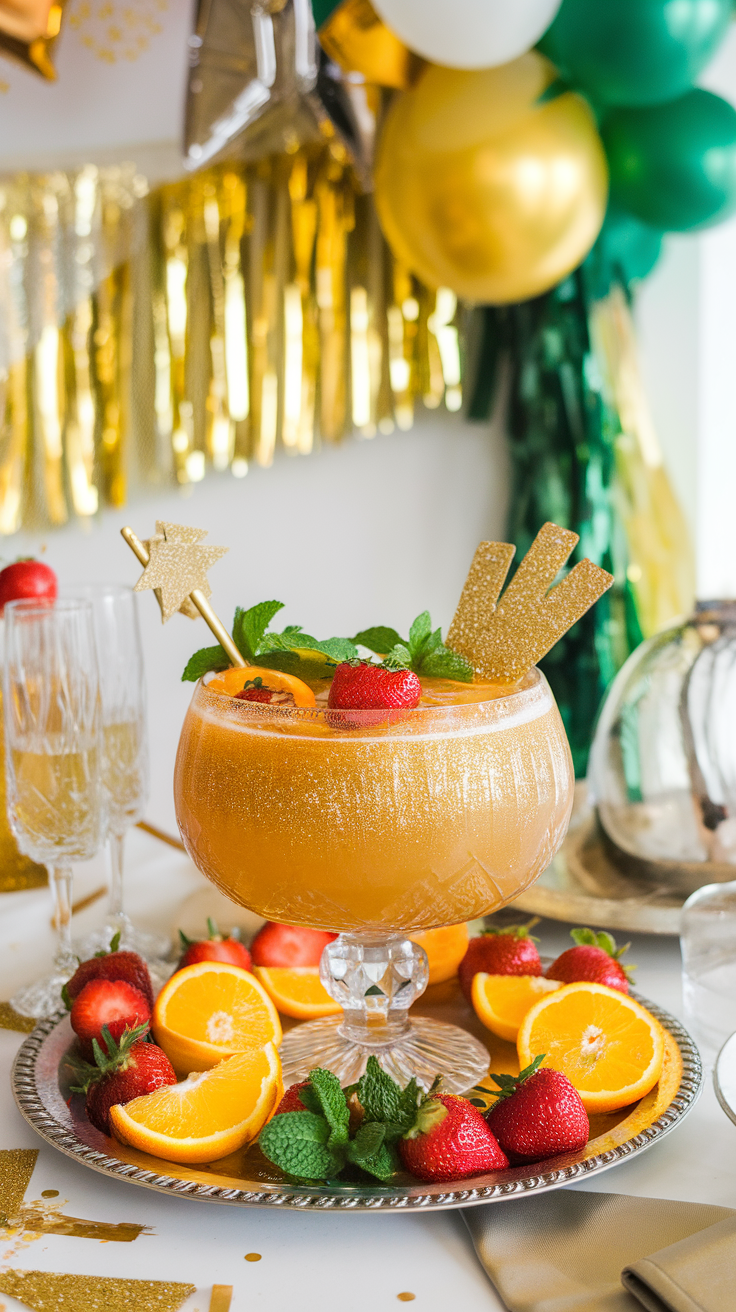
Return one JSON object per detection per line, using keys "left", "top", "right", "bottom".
{"left": 587, "top": 603, "right": 736, "bottom": 886}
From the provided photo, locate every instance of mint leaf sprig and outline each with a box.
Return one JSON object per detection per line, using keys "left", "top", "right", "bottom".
{"left": 258, "top": 1057, "right": 424, "bottom": 1183}
{"left": 354, "top": 611, "right": 474, "bottom": 683}
{"left": 182, "top": 599, "right": 360, "bottom": 682}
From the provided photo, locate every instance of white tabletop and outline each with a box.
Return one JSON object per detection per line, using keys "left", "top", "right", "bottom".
{"left": 1, "top": 829, "right": 734, "bottom": 1312}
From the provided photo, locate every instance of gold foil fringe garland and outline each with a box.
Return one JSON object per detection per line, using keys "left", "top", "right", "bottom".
{"left": 0, "top": 147, "right": 464, "bottom": 534}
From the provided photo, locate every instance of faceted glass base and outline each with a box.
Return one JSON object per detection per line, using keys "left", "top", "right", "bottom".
{"left": 11, "top": 967, "right": 74, "bottom": 1019}
{"left": 280, "top": 1015, "right": 489, "bottom": 1094}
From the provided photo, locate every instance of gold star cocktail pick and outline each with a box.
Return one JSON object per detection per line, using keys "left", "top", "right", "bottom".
{"left": 447, "top": 521, "right": 614, "bottom": 683}
{"left": 121, "top": 521, "right": 245, "bottom": 668}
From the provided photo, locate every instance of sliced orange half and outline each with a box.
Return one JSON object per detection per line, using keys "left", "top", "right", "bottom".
{"left": 253, "top": 966, "right": 342, "bottom": 1020}
{"left": 517, "top": 981, "right": 666, "bottom": 1113}
{"left": 153, "top": 961, "right": 282, "bottom": 1077}
{"left": 472, "top": 973, "right": 562, "bottom": 1043}
{"left": 109, "top": 1043, "right": 282, "bottom": 1164}
{"left": 208, "top": 665, "right": 316, "bottom": 706}
{"left": 411, "top": 924, "right": 470, "bottom": 985}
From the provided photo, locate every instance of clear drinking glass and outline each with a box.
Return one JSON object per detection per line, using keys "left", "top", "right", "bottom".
{"left": 67, "top": 585, "right": 166, "bottom": 961}
{"left": 175, "top": 667, "right": 574, "bottom": 1090}
{"left": 681, "top": 880, "right": 736, "bottom": 1064}
{"left": 4, "top": 599, "right": 106, "bottom": 1017}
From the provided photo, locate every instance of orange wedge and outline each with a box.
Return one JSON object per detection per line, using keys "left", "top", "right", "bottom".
{"left": 109, "top": 1043, "right": 282, "bottom": 1164}
{"left": 471, "top": 973, "right": 562, "bottom": 1043}
{"left": 411, "top": 924, "right": 470, "bottom": 985}
{"left": 153, "top": 961, "right": 282, "bottom": 1077}
{"left": 208, "top": 665, "right": 316, "bottom": 706}
{"left": 253, "top": 966, "right": 342, "bottom": 1020}
{"left": 517, "top": 982, "right": 666, "bottom": 1113}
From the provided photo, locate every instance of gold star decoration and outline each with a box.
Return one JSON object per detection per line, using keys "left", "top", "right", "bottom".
{"left": 447, "top": 521, "right": 614, "bottom": 683}
{"left": 134, "top": 521, "right": 228, "bottom": 623}
{"left": 0, "top": 1, "right": 69, "bottom": 80}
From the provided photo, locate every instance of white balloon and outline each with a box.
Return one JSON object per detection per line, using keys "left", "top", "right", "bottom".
{"left": 371, "top": 0, "right": 563, "bottom": 70}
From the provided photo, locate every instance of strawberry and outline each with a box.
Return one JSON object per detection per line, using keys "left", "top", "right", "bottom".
{"left": 274, "top": 1080, "right": 312, "bottom": 1115}
{"left": 546, "top": 928, "right": 634, "bottom": 994}
{"left": 0, "top": 558, "right": 57, "bottom": 615}
{"left": 458, "top": 921, "right": 541, "bottom": 1001}
{"left": 64, "top": 933, "right": 154, "bottom": 1010}
{"left": 70, "top": 1023, "right": 177, "bottom": 1135}
{"left": 328, "top": 661, "right": 422, "bottom": 712}
{"left": 399, "top": 1092, "right": 509, "bottom": 1182}
{"left": 70, "top": 978, "right": 151, "bottom": 1062}
{"left": 484, "top": 1056, "right": 589, "bottom": 1163}
{"left": 235, "top": 677, "right": 295, "bottom": 706}
{"left": 177, "top": 918, "right": 252, "bottom": 972}
{"left": 250, "top": 922, "right": 337, "bottom": 968}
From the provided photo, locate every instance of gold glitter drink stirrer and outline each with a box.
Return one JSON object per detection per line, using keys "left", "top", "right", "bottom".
{"left": 121, "top": 520, "right": 245, "bottom": 668}
{"left": 447, "top": 521, "right": 614, "bottom": 683}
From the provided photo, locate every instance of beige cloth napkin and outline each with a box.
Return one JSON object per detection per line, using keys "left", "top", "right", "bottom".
{"left": 463, "top": 1190, "right": 736, "bottom": 1312}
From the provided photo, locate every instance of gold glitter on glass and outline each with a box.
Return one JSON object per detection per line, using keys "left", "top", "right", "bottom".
{"left": 67, "top": 0, "right": 167, "bottom": 64}
{"left": 0, "top": 1269, "right": 196, "bottom": 1312}
{"left": 448, "top": 523, "right": 613, "bottom": 684}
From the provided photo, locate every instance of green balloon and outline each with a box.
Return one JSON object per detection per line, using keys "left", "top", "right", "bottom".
{"left": 584, "top": 206, "right": 663, "bottom": 299}
{"left": 603, "top": 89, "right": 736, "bottom": 232}
{"left": 312, "top": 0, "right": 341, "bottom": 28}
{"left": 539, "top": 0, "right": 731, "bottom": 108}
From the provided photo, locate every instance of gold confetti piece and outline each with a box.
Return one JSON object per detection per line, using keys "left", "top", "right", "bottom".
{"left": 133, "top": 521, "right": 227, "bottom": 623}
{"left": 40, "top": 1190, "right": 58, "bottom": 1199}
{"left": 0, "top": 1003, "right": 36, "bottom": 1033}
{"left": 448, "top": 522, "right": 614, "bottom": 684}
{"left": 0, "top": 1149, "right": 38, "bottom": 1218}
{"left": 244, "top": 1253, "right": 262, "bottom": 1262}
{"left": 209, "top": 1286, "right": 233, "bottom": 1312}
{"left": 0, "top": 1270, "right": 196, "bottom": 1312}
{"left": 15, "top": 1209, "right": 147, "bottom": 1241}
{"left": 397, "top": 1295, "right": 416, "bottom": 1303}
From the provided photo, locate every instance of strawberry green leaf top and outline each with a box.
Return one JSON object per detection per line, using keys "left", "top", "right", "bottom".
{"left": 487, "top": 1055, "right": 546, "bottom": 1103}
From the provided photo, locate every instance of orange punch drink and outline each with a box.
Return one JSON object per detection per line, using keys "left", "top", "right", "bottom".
{"left": 174, "top": 668, "right": 573, "bottom": 936}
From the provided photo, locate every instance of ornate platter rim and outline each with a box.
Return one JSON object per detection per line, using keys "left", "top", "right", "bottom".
{"left": 11, "top": 995, "right": 702, "bottom": 1213}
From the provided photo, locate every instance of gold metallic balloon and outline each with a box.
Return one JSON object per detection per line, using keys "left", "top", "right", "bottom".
{"left": 318, "top": 0, "right": 423, "bottom": 90}
{"left": 374, "top": 54, "right": 609, "bottom": 304}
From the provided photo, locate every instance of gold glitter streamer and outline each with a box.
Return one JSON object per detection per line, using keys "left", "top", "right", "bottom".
{"left": 0, "top": 148, "right": 463, "bottom": 533}
{"left": 0, "top": 1269, "right": 196, "bottom": 1312}
{"left": 448, "top": 522, "right": 614, "bottom": 683}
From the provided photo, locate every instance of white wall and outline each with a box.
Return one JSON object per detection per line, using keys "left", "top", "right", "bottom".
{"left": 9, "top": 411, "right": 508, "bottom": 831}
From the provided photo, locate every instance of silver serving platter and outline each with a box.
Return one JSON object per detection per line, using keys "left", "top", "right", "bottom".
{"left": 12, "top": 994, "right": 702, "bottom": 1214}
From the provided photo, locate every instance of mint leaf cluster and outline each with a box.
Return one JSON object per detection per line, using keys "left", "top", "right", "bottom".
{"left": 355, "top": 611, "right": 473, "bottom": 683}
{"left": 258, "top": 1057, "right": 423, "bottom": 1183}
{"left": 182, "top": 599, "right": 360, "bottom": 682}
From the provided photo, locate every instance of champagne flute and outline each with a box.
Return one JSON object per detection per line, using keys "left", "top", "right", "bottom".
{"left": 69, "top": 584, "right": 168, "bottom": 962}
{"left": 5, "top": 599, "right": 106, "bottom": 1018}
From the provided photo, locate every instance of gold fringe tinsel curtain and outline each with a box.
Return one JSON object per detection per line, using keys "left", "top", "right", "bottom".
{"left": 0, "top": 140, "right": 464, "bottom": 535}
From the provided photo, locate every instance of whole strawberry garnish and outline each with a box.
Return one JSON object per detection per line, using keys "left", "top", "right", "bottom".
{"left": 458, "top": 921, "right": 541, "bottom": 1001}
{"left": 70, "top": 978, "right": 151, "bottom": 1062}
{"left": 0, "top": 558, "right": 57, "bottom": 615}
{"left": 177, "top": 918, "right": 252, "bottom": 971}
{"left": 484, "top": 1056, "right": 589, "bottom": 1163}
{"left": 546, "top": 928, "right": 634, "bottom": 994}
{"left": 274, "top": 1080, "right": 312, "bottom": 1115}
{"left": 235, "top": 677, "right": 295, "bottom": 706}
{"left": 399, "top": 1092, "right": 508, "bottom": 1182}
{"left": 250, "top": 922, "right": 337, "bottom": 968}
{"left": 64, "top": 932, "right": 154, "bottom": 1010}
{"left": 328, "top": 661, "right": 422, "bottom": 711}
{"left": 70, "top": 1023, "right": 177, "bottom": 1135}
